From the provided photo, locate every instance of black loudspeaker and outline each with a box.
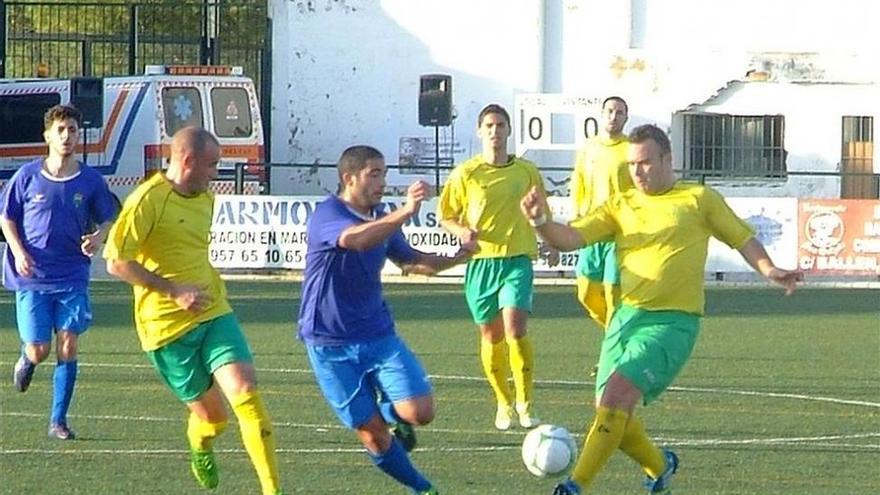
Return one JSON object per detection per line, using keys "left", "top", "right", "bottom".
{"left": 418, "top": 74, "right": 452, "bottom": 126}
{"left": 70, "top": 77, "right": 104, "bottom": 128}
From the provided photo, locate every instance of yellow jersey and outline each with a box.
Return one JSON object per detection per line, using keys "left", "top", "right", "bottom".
{"left": 570, "top": 182, "right": 754, "bottom": 315}
{"left": 438, "top": 155, "right": 549, "bottom": 259}
{"left": 103, "top": 174, "right": 232, "bottom": 351}
{"left": 570, "top": 136, "right": 632, "bottom": 216}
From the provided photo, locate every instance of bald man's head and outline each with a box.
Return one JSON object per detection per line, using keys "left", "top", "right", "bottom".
{"left": 168, "top": 127, "right": 221, "bottom": 195}
{"left": 171, "top": 126, "right": 220, "bottom": 160}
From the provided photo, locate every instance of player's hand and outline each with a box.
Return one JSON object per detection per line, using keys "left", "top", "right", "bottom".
{"left": 545, "top": 246, "right": 560, "bottom": 268}
{"left": 403, "top": 180, "right": 430, "bottom": 216}
{"left": 458, "top": 227, "right": 479, "bottom": 246}
{"left": 170, "top": 284, "right": 210, "bottom": 313}
{"left": 80, "top": 230, "right": 104, "bottom": 257}
{"left": 520, "top": 186, "right": 545, "bottom": 221}
{"left": 767, "top": 268, "right": 802, "bottom": 296}
{"left": 13, "top": 250, "right": 35, "bottom": 278}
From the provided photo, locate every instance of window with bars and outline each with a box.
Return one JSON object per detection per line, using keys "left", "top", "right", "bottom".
{"left": 681, "top": 113, "right": 787, "bottom": 178}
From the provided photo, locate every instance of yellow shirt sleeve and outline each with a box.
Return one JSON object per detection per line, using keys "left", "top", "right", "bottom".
{"left": 700, "top": 187, "right": 755, "bottom": 249}
{"left": 569, "top": 198, "right": 618, "bottom": 245}
{"left": 570, "top": 151, "right": 587, "bottom": 215}
{"left": 438, "top": 166, "right": 466, "bottom": 223}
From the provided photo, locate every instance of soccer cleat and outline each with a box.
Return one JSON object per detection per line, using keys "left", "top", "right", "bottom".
{"left": 644, "top": 448, "right": 679, "bottom": 493}
{"left": 589, "top": 364, "right": 599, "bottom": 378}
{"left": 47, "top": 423, "right": 76, "bottom": 440}
{"left": 494, "top": 405, "right": 513, "bottom": 431}
{"left": 552, "top": 479, "right": 582, "bottom": 495}
{"left": 190, "top": 448, "right": 219, "bottom": 490}
{"left": 515, "top": 403, "right": 541, "bottom": 429}
{"left": 418, "top": 487, "right": 439, "bottom": 495}
{"left": 13, "top": 355, "right": 36, "bottom": 392}
{"left": 391, "top": 422, "right": 417, "bottom": 452}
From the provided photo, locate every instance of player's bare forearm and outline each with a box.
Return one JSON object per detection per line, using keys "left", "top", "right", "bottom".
{"left": 106, "top": 258, "right": 175, "bottom": 295}
{"left": 399, "top": 248, "right": 473, "bottom": 276}
{"left": 0, "top": 216, "right": 28, "bottom": 258}
{"left": 338, "top": 207, "right": 414, "bottom": 251}
{"left": 534, "top": 221, "right": 586, "bottom": 252}
{"left": 737, "top": 237, "right": 801, "bottom": 295}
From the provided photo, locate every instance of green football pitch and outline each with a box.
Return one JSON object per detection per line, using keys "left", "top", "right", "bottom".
{"left": 1, "top": 281, "right": 877, "bottom": 494}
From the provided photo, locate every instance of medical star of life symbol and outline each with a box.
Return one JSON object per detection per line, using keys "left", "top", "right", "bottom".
{"left": 173, "top": 94, "right": 193, "bottom": 121}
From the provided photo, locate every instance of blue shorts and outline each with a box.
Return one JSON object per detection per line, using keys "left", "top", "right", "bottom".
{"left": 306, "top": 334, "right": 432, "bottom": 429}
{"left": 16, "top": 288, "right": 92, "bottom": 344}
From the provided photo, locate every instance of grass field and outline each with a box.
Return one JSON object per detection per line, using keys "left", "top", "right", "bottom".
{"left": 1, "top": 281, "right": 878, "bottom": 494}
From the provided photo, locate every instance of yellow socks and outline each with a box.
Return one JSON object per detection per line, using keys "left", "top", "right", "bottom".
{"left": 186, "top": 412, "right": 227, "bottom": 451}
{"left": 570, "top": 406, "right": 629, "bottom": 489}
{"left": 506, "top": 334, "right": 535, "bottom": 408}
{"left": 230, "top": 391, "right": 281, "bottom": 495}
{"left": 480, "top": 338, "right": 513, "bottom": 408}
{"left": 618, "top": 414, "right": 665, "bottom": 479}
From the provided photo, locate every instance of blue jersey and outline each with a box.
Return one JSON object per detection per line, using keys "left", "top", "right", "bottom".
{"left": 1, "top": 159, "right": 117, "bottom": 291}
{"left": 297, "top": 196, "right": 419, "bottom": 345}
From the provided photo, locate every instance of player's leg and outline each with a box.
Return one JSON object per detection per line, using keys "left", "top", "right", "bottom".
{"left": 374, "top": 335, "right": 435, "bottom": 452}
{"left": 13, "top": 290, "right": 52, "bottom": 392}
{"left": 561, "top": 307, "right": 697, "bottom": 493}
{"left": 465, "top": 259, "right": 514, "bottom": 429}
{"left": 499, "top": 256, "right": 538, "bottom": 427}
{"left": 306, "top": 340, "right": 435, "bottom": 493}
{"left": 48, "top": 288, "right": 92, "bottom": 439}
{"left": 148, "top": 323, "right": 229, "bottom": 491}
{"left": 206, "top": 314, "right": 282, "bottom": 495}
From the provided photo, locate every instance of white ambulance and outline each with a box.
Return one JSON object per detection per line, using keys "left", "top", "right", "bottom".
{"left": 0, "top": 64, "right": 266, "bottom": 206}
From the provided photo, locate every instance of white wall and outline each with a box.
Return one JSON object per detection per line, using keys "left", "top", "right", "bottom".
{"left": 270, "top": 0, "right": 879, "bottom": 196}
{"left": 270, "top": 0, "right": 545, "bottom": 194}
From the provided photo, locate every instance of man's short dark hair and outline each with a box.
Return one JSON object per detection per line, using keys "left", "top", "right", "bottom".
{"left": 477, "top": 103, "right": 510, "bottom": 128}
{"left": 628, "top": 124, "right": 671, "bottom": 155}
{"left": 602, "top": 96, "right": 628, "bottom": 114}
{"left": 43, "top": 104, "right": 82, "bottom": 130}
{"left": 338, "top": 145, "right": 384, "bottom": 181}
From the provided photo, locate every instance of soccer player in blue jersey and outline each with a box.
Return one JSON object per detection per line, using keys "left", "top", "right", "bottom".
{"left": 298, "top": 145, "right": 475, "bottom": 494}
{"left": 1, "top": 104, "right": 117, "bottom": 440}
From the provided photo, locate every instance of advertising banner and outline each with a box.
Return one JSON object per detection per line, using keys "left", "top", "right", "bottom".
{"left": 797, "top": 199, "right": 880, "bottom": 274}
{"left": 209, "top": 195, "right": 845, "bottom": 277}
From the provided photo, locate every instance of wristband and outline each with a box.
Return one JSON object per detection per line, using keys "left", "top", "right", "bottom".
{"left": 529, "top": 214, "right": 547, "bottom": 227}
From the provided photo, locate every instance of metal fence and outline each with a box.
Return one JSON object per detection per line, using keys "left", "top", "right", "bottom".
{"left": 0, "top": 0, "right": 271, "bottom": 151}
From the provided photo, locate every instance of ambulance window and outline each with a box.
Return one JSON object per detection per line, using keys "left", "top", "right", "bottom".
{"left": 211, "top": 88, "right": 252, "bottom": 138}
{"left": 0, "top": 93, "right": 61, "bottom": 144}
{"left": 162, "top": 87, "right": 203, "bottom": 136}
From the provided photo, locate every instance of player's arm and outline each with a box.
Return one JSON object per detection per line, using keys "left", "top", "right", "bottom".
{"left": 0, "top": 215, "right": 34, "bottom": 277}
{"left": 339, "top": 181, "right": 427, "bottom": 251}
{"left": 737, "top": 238, "right": 801, "bottom": 296}
{"left": 397, "top": 243, "right": 476, "bottom": 276}
{"left": 520, "top": 186, "right": 586, "bottom": 252}
{"left": 106, "top": 258, "right": 209, "bottom": 312}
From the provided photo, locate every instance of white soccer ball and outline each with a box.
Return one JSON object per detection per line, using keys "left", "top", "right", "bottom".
{"left": 521, "top": 424, "right": 578, "bottom": 477}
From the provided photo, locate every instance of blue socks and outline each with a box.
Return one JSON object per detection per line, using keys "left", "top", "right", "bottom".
{"left": 368, "top": 438, "right": 431, "bottom": 492}
{"left": 51, "top": 360, "right": 77, "bottom": 425}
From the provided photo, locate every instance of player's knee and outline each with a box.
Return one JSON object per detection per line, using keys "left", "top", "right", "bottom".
{"left": 27, "top": 343, "right": 51, "bottom": 363}
{"left": 356, "top": 419, "right": 393, "bottom": 453}
{"left": 56, "top": 335, "right": 78, "bottom": 361}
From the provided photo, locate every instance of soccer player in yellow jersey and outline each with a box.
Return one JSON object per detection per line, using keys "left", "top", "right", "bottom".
{"left": 570, "top": 97, "right": 632, "bottom": 331}
{"left": 438, "top": 104, "right": 553, "bottom": 430}
{"left": 103, "top": 128, "right": 284, "bottom": 495}
{"left": 521, "top": 124, "right": 801, "bottom": 495}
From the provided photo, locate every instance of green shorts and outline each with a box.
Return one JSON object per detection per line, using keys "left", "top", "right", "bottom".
{"left": 575, "top": 241, "right": 619, "bottom": 284}
{"left": 596, "top": 304, "right": 699, "bottom": 405}
{"left": 464, "top": 255, "right": 534, "bottom": 324}
{"left": 147, "top": 312, "right": 253, "bottom": 402}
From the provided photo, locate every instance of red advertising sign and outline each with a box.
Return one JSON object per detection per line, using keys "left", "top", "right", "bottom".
{"left": 798, "top": 199, "right": 880, "bottom": 274}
